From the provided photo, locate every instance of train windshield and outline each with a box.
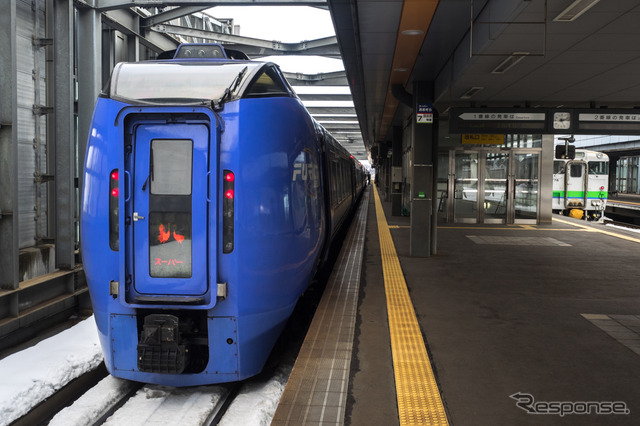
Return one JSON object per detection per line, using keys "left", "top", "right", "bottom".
{"left": 588, "top": 161, "right": 608, "bottom": 175}
{"left": 553, "top": 161, "right": 565, "bottom": 174}
{"left": 110, "top": 62, "right": 261, "bottom": 104}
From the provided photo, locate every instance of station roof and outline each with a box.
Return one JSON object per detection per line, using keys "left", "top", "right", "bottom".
{"left": 132, "top": 4, "right": 369, "bottom": 164}
{"left": 329, "top": 0, "right": 640, "bottom": 150}
{"left": 98, "top": 1, "right": 640, "bottom": 164}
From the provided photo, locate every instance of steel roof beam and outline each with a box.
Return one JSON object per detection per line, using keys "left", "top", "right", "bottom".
{"left": 297, "top": 93, "right": 354, "bottom": 102}
{"left": 103, "top": 9, "right": 178, "bottom": 52}
{"left": 140, "top": 6, "right": 211, "bottom": 27}
{"left": 284, "top": 71, "right": 347, "bottom": 86}
{"left": 91, "top": 0, "right": 327, "bottom": 12}
{"left": 306, "top": 106, "right": 356, "bottom": 115}
{"left": 150, "top": 24, "right": 339, "bottom": 55}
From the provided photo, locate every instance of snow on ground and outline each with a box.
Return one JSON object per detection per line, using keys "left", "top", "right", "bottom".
{"left": 102, "top": 385, "right": 228, "bottom": 425}
{"left": 0, "top": 317, "right": 103, "bottom": 426}
{"left": 48, "top": 376, "right": 138, "bottom": 426}
{"left": 0, "top": 316, "right": 292, "bottom": 426}
{"left": 219, "top": 364, "right": 291, "bottom": 426}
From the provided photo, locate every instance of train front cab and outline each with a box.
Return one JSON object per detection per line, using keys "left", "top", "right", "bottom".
{"left": 83, "top": 56, "right": 332, "bottom": 386}
{"left": 98, "top": 107, "right": 243, "bottom": 385}
{"left": 552, "top": 149, "right": 608, "bottom": 220}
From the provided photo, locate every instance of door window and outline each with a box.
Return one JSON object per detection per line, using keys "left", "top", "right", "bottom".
{"left": 570, "top": 164, "right": 583, "bottom": 178}
{"left": 148, "top": 139, "right": 193, "bottom": 279}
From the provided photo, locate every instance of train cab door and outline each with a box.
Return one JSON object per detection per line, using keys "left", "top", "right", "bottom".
{"left": 564, "top": 160, "right": 587, "bottom": 209}
{"left": 127, "top": 123, "right": 211, "bottom": 300}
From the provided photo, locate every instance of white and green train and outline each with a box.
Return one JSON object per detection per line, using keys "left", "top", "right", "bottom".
{"left": 553, "top": 149, "right": 609, "bottom": 221}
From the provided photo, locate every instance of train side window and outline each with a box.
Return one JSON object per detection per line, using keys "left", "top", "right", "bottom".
{"left": 244, "top": 67, "right": 289, "bottom": 97}
{"left": 553, "top": 161, "right": 565, "bottom": 174}
{"left": 343, "top": 163, "right": 348, "bottom": 199}
{"left": 331, "top": 161, "right": 338, "bottom": 206}
{"left": 570, "top": 164, "right": 582, "bottom": 178}
{"left": 340, "top": 161, "right": 345, "bottom": 201}
{"left": 589, "top": 161, "right": 608, "bottom": 175}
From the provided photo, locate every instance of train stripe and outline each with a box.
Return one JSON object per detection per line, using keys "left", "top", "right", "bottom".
{"left": 373, "top": 186, "right": 449, "bottom": 426}
{"left": 552, "top": 190, "right": 608, "bottom": 199}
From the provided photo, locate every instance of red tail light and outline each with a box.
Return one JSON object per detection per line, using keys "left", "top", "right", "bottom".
{"left": 109, "top": 169, "right": 119, "bottom": 251}
{"left": 223, "top": 170, "right": 235, "bottom": 253}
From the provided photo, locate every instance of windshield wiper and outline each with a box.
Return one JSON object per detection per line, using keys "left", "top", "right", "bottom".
{"left": 230, "top": 66, "right": 248, "bottom": 93}
{"left": 214, "top": 66, "right": 248, "bottom": 109}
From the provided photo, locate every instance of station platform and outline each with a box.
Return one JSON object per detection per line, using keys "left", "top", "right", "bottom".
{"left": 275, "top": 185, "right": 640, "bottom": 425}
{"left": 606, "top": 193, "right": 640, "bottom": 224}
{"left": 608, "top": 192, "right": 640, "bottom": 211}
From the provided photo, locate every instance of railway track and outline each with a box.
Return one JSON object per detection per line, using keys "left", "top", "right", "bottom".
{"left": 5, "top": 204, "right": 347, "bottom": 426}
{"left": 5, "top": 287, "right": 313, "bottom": 426}
{"left": 50, "top": 378, "right": 238, "bottom": 426}
{"left": 603, "top": 217, "right": 640, "bottom": 231}
{"left": 12, "top": 364, "right": 279, "bottom": 426}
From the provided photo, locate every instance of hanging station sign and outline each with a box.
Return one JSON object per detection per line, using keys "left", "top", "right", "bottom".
{"left": 450, "top": 108, "right": 547, "bottom": 134}
{"left": 450, "top": 107, "right": 640, "bottom": 135}
{"left": 577, "top": 111, "right": 640, "bottom": 133}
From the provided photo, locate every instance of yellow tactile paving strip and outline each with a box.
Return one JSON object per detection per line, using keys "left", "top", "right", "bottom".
{"left": 373, "top": 187, "right": 449, "bottom": 426}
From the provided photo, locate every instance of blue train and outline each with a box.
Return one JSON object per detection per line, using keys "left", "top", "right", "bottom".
{"left": 80, "top": 44, "right": 366, "bottom": 386}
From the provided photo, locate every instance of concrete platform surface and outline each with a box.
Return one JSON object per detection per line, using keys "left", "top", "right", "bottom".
{"left": 348, "top": 189, "right": 640, "bottom": 425}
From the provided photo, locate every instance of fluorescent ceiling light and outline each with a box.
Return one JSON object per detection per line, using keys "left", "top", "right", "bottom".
{"left": 317, "top": 121, "right": 359, "bottom": 124}
{"left": 553, "top": 0, "right": 600, "bottom": 22}
{"left": 460, "top": 87, "right": 483, "bottom": 99}
{"left": 401, "top": 29, "right": 424, "bottom": 36}
{"left": 491, "top": 52, "right": 529, "bottom": 74}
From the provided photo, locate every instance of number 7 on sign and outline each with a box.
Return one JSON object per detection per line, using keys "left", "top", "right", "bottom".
{"left": 417, "top": 113, "right": 433, "bottom": 123}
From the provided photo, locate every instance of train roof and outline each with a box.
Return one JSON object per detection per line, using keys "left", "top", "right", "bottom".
{"left": 104, "top": 45, "right": 296, "bottom": 107}
{"left": 577, "top": 150, "right": 609, "bottom": 161}
{"left": 554, "top": 148, "right": 609, "bottom": 161}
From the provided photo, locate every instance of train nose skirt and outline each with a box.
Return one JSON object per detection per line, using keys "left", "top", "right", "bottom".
{"left": 137, "top": 314, "right": 186, "bottom": 374}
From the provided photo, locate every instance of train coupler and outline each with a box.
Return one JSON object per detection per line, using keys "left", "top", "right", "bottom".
{"left": 137, "top": 314, "right": 186, "bottom": 374}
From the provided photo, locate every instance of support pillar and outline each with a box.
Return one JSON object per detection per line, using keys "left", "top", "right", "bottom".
{"left": 410, "top": 82, "right": 437, "bottom": 257}
{"left": 383, "top": 143, "right": 392, "bottom": 202}
{"left": 391, "top": 126, "right": 402, "bottom": 216}
{"left": 0, "top": 1, "right": 19, "bottom": 289}
{"left": 77, "top": 7, "right": 102, "bottom": 249}
{"left": 539, "top": 135, "right": 554, "bottom": 224}
{"left": 54, "top": 0, "right": 76, "bottom": 269}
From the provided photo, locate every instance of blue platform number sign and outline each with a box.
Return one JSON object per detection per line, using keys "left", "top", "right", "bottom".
{"left": 417, "top": 103, "right": 434, "bottom": 124}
